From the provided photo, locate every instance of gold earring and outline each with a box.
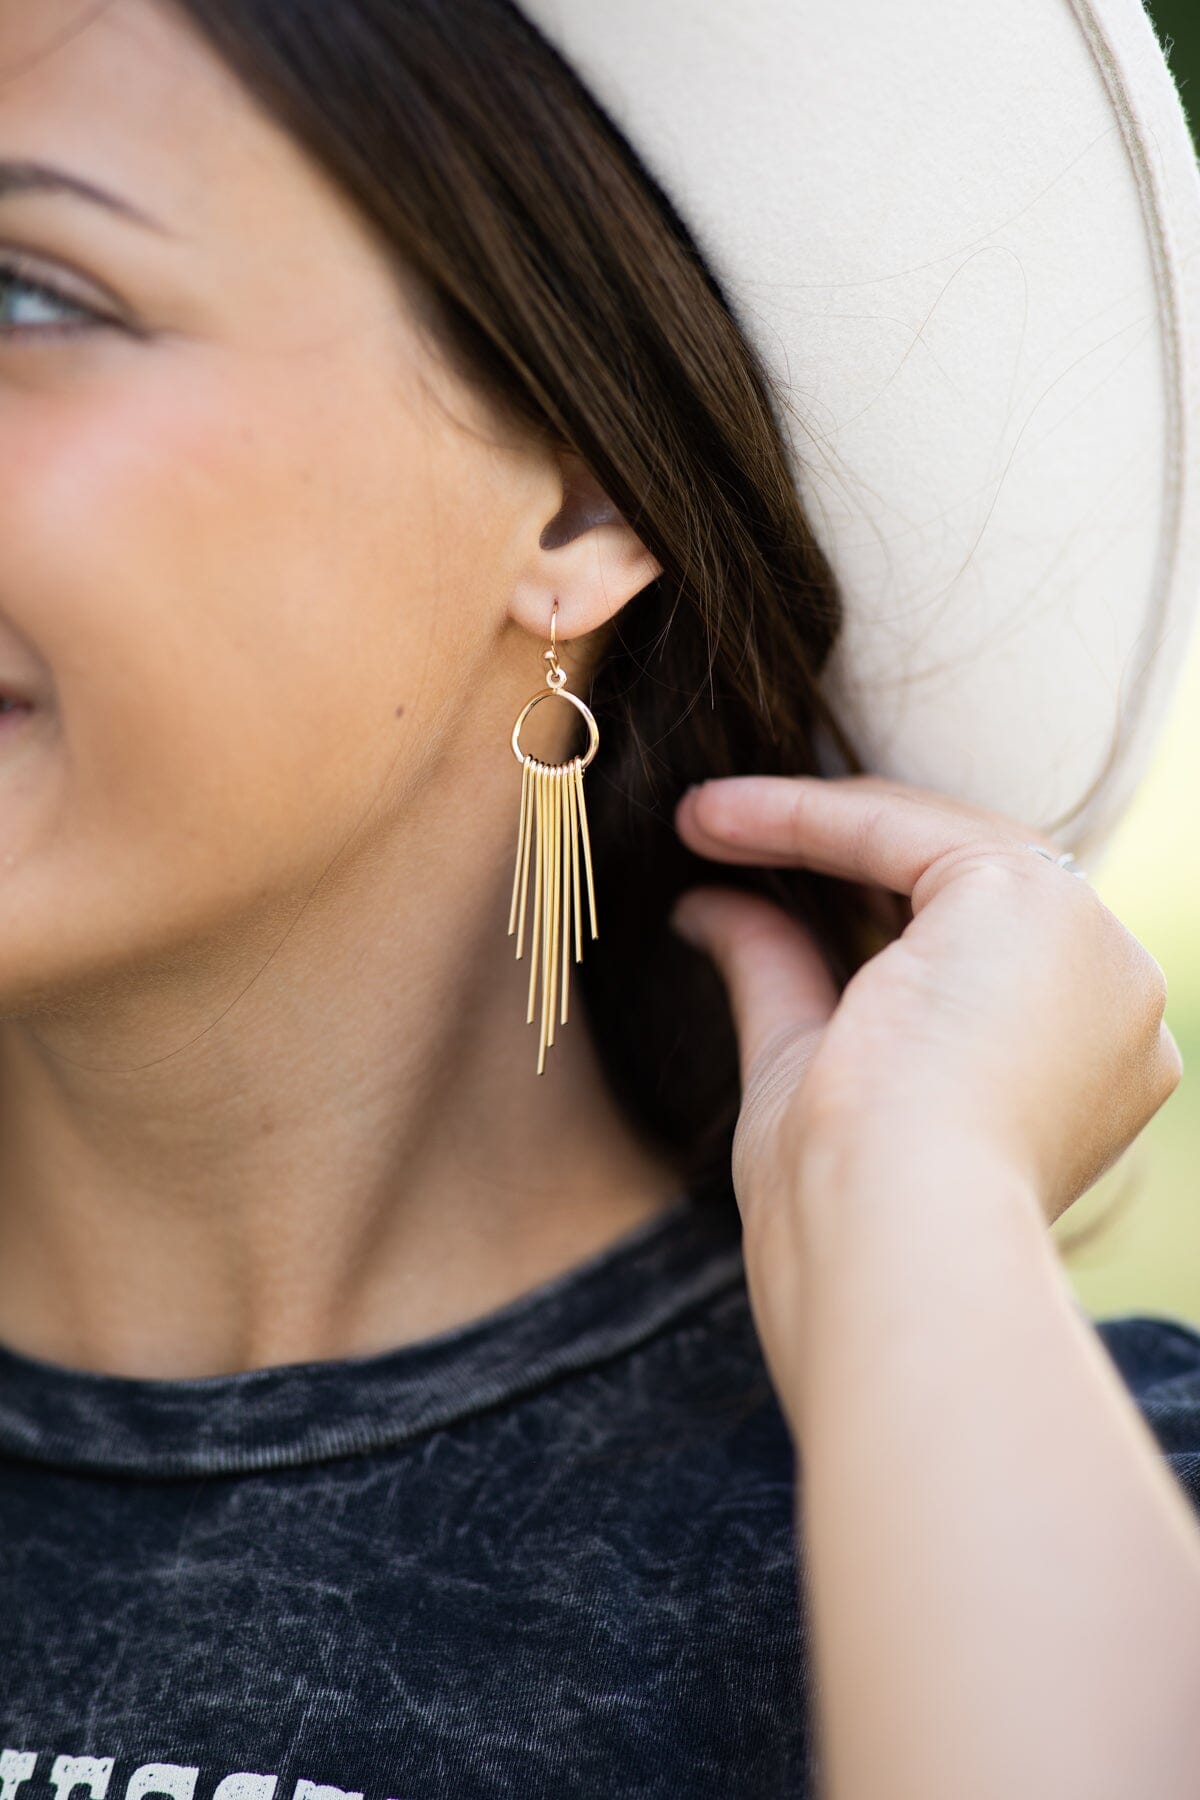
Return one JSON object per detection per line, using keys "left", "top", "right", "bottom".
{"left": 508, "top": 598, "right": 599, "bottom": 1075}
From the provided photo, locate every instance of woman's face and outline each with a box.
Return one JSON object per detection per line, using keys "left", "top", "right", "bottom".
{"left": 0, "top": 0, "right": 572, "bottom": 1015}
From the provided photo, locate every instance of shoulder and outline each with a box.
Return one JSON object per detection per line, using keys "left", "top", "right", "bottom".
{"left": 1088, "top": 1309, "right": 1200, "bottom": 1516}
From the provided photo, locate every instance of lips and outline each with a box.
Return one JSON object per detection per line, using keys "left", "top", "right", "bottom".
{"left": 0, "top": 685, "right": 35, "bottom": 719}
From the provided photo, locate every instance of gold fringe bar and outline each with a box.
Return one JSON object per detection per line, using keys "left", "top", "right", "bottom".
{"left": 509, "top": 752, "right": 600, "bottom": 1074}
{"left": 527, "top": 763, "right": 543, "bottom": 1027}
{"left": 560, "top": 762, "right": 572, "bottom": 1026}
{"left": 538, "top": 765, "right": 551, "bottom": 1064}
{"left": 575, "top": 757, "right": 598, "bottom": 939}
{"left": 508, "top": 754, "right": 532, "bottom": 950}
{"left": 567, "top": 754, "right": 582, "bottom": 962}
{"left": 543, "top": 766, "right": 559, "bottom": 1058}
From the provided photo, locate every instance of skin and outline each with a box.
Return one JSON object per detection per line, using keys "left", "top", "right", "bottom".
{"left": 672, "top": 772, "right": 1200, "bottom": 1798}
{"left": 0, "top": 0, "right": 678, "bottom": 1379}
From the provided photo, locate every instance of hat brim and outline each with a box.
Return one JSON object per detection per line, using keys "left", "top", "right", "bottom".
{"left": 519, "top": 0, "right": 1200, "bottom": 864}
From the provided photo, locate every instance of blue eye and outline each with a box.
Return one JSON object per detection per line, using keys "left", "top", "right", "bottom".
{"left": 0, "top": 256, "right": 109, "bottom": 337}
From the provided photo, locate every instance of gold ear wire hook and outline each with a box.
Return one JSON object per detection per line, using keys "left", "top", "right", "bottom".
{"left": 543, "top": 597, "right": 566, "bottom": 688}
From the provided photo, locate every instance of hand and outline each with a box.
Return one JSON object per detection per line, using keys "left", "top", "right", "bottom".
{"left": 670, "top": 773, "right": 1183, "bottom": 1249}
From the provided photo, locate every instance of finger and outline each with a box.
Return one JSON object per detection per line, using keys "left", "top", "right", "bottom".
{"left": 669, "top": 884, "right": 840, "bottom": 1087}
{"left": 676, "top": 773, "right": 1066, "bottom": 900}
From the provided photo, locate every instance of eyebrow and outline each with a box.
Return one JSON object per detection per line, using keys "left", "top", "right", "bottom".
{"left": 0, "top": 158, "right": 173, "bottom": 236}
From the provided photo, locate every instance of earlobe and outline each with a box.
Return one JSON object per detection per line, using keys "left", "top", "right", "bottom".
{"left": 515, "top": 450, "right": 663, "bottom": 643}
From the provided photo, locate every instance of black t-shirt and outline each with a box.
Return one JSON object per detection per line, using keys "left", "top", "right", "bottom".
{"left": 2, "top": 1186, "right": 1200, "bottom": 1799}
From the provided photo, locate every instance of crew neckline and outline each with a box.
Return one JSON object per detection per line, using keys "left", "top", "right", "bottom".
{"left": 0, "top": 1185, "right": 744, "bottom": 1479}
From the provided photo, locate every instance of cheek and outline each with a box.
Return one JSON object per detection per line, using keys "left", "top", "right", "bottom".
{"left": 0, "top": 345, "right": 451, "bottom": 985}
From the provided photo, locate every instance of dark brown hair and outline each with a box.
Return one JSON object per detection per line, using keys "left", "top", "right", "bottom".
{"left": 160, "top": 0, "right": 947, "bottom": 1213}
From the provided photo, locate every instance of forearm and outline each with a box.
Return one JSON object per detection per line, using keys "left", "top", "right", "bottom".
{"left": 757, "top": 1136, "right": 1200, "bottom": 1800}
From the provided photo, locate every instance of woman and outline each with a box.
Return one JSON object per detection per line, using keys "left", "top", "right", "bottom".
{"left": 0, "top": 1, "right": 1198, "bottom": 1795}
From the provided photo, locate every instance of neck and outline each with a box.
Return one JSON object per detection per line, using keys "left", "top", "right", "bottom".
{"left": 0, "top": 771, "right": 681, "bottom": 1379}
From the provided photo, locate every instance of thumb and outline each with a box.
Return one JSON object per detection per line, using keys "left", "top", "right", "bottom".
{"left": 668, "top": 885, "right": 841, "bottom": 1089}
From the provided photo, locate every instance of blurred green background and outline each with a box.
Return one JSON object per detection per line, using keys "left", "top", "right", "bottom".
{"left": 1053, "top": 0, "right": 1200, "bottom": 1326}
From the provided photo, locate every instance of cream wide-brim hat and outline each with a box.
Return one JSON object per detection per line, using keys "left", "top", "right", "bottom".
{"left": 516, "top": 0, "right": 1200, "bottom": 871}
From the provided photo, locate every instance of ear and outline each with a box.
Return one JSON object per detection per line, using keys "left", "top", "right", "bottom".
{"left": 509, "top": 448, "right": 662, "bottom": 648}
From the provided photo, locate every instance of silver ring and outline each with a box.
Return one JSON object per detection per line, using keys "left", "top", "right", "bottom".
{"left": 1019, "top": 842, "right": 1090, "bottom": 881}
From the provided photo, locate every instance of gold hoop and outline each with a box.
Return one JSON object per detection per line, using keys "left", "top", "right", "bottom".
{"left": 510, "top": 686, "right": 599, "bottom": 769}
